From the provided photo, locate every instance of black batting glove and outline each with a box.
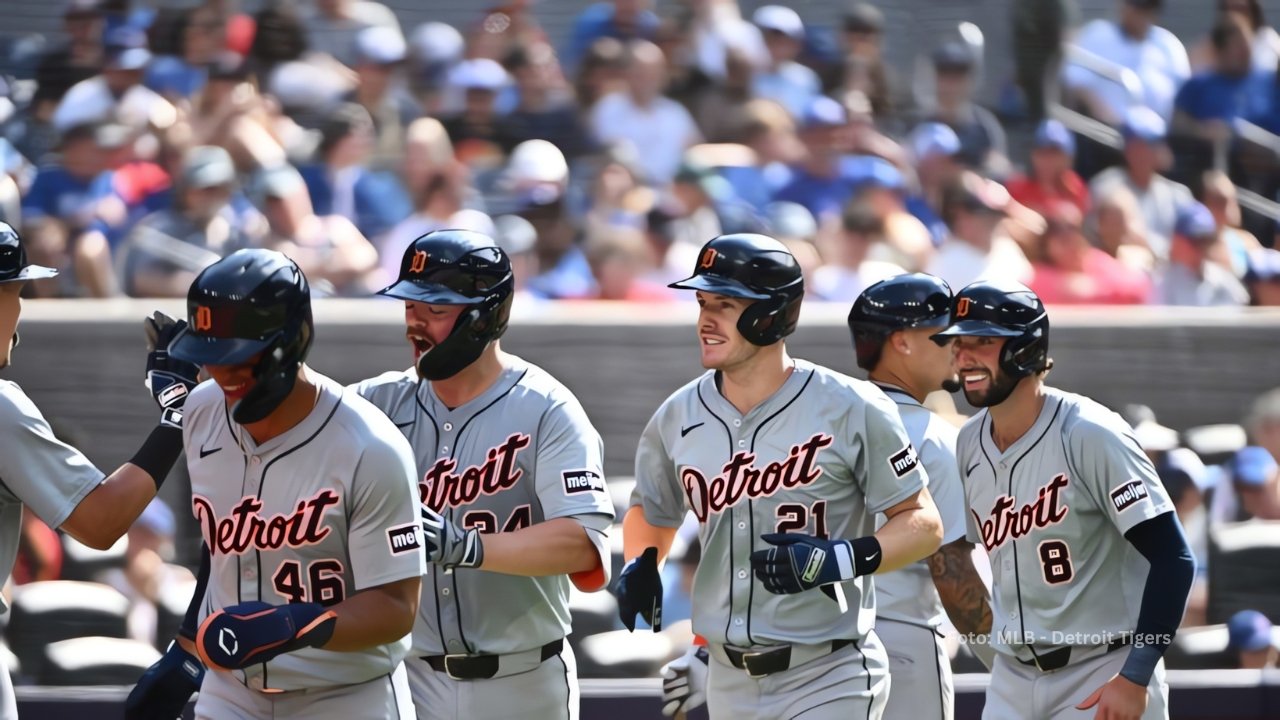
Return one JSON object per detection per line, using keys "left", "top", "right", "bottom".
{"left": 144, "top": 311, "right": 200, "bottom": 429}
{"left": 615, "top": 546, "right": 663, "bottom": 632}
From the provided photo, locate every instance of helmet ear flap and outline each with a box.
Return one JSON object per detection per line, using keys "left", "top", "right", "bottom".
{"left": 736, "top": 293, "right": 801, "bottom": 346}
{"left": 1000, "top": 324, "right": 1049, "bottom": 377}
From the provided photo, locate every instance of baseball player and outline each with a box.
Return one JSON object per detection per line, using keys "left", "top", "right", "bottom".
{"left": 0, "top": 222, "right": 197, "bottom": 720}
{"left": 932, "top": 279, "right": 1195, "bottom": 720}
{"left": 847, "top": 273, "right": 994, "bottom": 720}
{"left": 351, "top": 229, "right": 614, "bottom": 719}
{"left": 620, "top": 233, "right": 944, "bottom": 720}
{"left": 136, "top": 249, "right": 425, "bottom": 719}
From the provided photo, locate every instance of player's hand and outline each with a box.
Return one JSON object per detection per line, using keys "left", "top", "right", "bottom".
{"left": 750, "top": 533, "right": 864, "bottom": 595}
{"left": 1076, "top": 673, "right": 1149, "bottom": 720}
{"left": 660, "top": 644, "right": 708, "bottom": 717}
{"left": 144, "top": 311, "right": 201, "bottom": 429}
{"left": 124, "top": 639, "right": 204, "bottom": 719}
{"left": 420, "top": 503, "right": 484, "bottom": 569}
{"left": 615, "top": 546, "right": 663, "bottom": 632}
{"left": 195, "top": 601, "right": 337, "bottom": 671}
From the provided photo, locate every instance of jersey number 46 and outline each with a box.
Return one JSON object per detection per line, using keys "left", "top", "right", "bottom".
{"left": 273, "top": 559, "right": 347, "bottom": 606}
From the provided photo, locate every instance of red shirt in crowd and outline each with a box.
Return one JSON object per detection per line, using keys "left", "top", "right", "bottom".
{"left": 1031, "top": 248, "right": 1151, "bottom": 305}
{"left": 1006, "top": 171, "right": 1091, "bottom": 217}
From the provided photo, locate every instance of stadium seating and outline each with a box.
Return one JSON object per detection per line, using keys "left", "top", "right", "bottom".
{"left": 6, "top": 581, "right": 130, "bottom": 674}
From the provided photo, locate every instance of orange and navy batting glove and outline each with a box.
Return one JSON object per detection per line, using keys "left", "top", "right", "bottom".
{"left": 196, "top": 601, "right": 337, "bottom": 671}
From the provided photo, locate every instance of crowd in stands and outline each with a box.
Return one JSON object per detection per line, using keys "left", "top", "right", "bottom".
{"left": 0, "top": 0, "right": 1275, "bottom": 305}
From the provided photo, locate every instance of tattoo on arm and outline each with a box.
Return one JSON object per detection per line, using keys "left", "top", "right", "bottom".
{"left": 927, "top": 538, "right": 993, "bottom": 637}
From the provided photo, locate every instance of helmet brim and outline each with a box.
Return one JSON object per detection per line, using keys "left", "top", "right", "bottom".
{"left": 0, "top": 264, "right": 59, "bottom": 283}
{"left": 377, "top": 280, "right": 486, "bottom": 305}
{"left": 667, "top": 274, "right": 771, "bottom": 300}
{"left": 169, "top": 328, "right": 273, "bottom": 366}
{"left": 931, "top": 320, "right": 1025, "bottom": 339}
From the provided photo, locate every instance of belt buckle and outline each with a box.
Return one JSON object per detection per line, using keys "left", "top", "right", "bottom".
{"left": 442, "top": 653, "right": 471, "bottom": 681}
{"left": 740, "top": 647, "right": 785, "bottom": 679}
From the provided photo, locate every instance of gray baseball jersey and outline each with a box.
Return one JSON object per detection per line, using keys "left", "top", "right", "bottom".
{"left": 873, "top": 383, "right": 967, "bottom": 629}
{"left": 631, "top": 360, "right": 926, "bottom": 646}
{"left": 351, "top": 357, "right": 614, "bottom": 658}
{"left": 0, "top": 381, "right": 105, "bottom": 613}
{"left": 957, "top": 386, "right": 1174, "bottom": 660}
{"left": 183, "top": 371, "right": 425, "bottom": 692}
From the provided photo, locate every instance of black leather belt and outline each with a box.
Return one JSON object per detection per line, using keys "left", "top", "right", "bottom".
{"left": 422, "top": 638, "right": 563, "bottom": 680}
{"left": 1017, "top": 636, "right": 1132, "bottom": 672}
{"left": 722, "top": 638, "right": 857, "bottom": 678}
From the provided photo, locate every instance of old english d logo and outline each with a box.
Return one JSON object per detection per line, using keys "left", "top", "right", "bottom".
{"left": 956, "top": 297, "right": 971, "bottom": 318}
{"left": 699, "top": 247, "right": 718, "bottom": 269}
{"left": 410, "top": 250, "right": 429, "bottom": 274}
{"left": 195, "top": 306, "right": 213, "bottom": 331}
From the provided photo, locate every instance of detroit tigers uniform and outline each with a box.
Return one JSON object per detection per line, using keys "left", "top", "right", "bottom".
{"left": 957, "top": 386, "right": 1173, "bottom": 720}
{"left": 0, "top": 381, "right": 107, "bottom": 720}
{"left": 182, "top": 372, "right": 424, "bottom": 719}
{"left": 352, "top": 357, "right": 614, "bottom": 720}
{"left": 872, "top": 383, "right": 966, "bottom": 720}
{"left": 632, "top": 360, "right": 927, "bottom": 720}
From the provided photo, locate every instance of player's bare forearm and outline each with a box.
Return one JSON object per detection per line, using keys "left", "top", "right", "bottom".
{"left": 927, "top": 538, "right": 993, "bottom": 637}
{"left": 872, "top": 488, "right": 943, "bottom": 573}
{"left": 622, "top": 505, "right": 678, "bottom": 563}
{"left": 320, "top": 576, "right": 420, "bottom": 651}
{"left": 61, "top": 465, "right": 158, "bottom": 550}
{"left": 480, "top": 517, "right": 601, "bottom": 576}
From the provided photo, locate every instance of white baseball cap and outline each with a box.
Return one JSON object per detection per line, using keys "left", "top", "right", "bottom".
{"left": 506, "top": 139, "right": 568, "bottom": 186}
{"left": 753, "top": 5, "right": 805, "bottom": 41}
{"left": 354, "top": 26, "right": 407, "bottom": 66}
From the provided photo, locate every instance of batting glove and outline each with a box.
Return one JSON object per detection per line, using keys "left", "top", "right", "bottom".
{"left": 615, "top": 546, "right": 663, "bottom": 632}
{"left": 750, "top": 533, "right": 879, "bottom": 595}
{"left": 660, "top": 644, "right": 708, "bottom": 717}
{"left": 195, "top": 601, "right": 337, "bottom": 671}
{"left": 421, "top": 503, "right": 484, "bottom": 570}
{"left": 144, "top": 311, "right": 201, "bottom": 429}
{"left": 124, "top": 640, "right": 204, "bottom": 720}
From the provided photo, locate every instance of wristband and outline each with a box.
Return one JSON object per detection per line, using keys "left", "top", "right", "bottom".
{"left": 129, "top": 425, "right": 184, "bottom": 490}
{"left": 849, "top": 536, "right": 883, "bottom": 575}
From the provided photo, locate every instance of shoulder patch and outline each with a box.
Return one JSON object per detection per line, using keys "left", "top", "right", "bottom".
{"left": 1109, "top": 480, "right": 1149, "bottom": 512}
{"left": 888, "top": 444, "right": 919, "bottom": 478}
{"left": 386, "top": 523, "right": 422, "bottom": 555}
{"left": 563, "top": 469, "right": 606, "bottom": 495}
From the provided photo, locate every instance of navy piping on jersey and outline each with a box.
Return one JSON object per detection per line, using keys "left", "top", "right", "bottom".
{"left": 857, "top": 638, "right": 871, "bottom": 720}
{"left": 932, "top": 625, "right": 946, "bottom": 718}
{"left": 557, "top": 651, "right": 572, "bottom": 720}
{"left": 412, "top": 379, "right": 448, "bottom": 654}
{"left": 872, "top": 383, "right": 918, "bottom": 407}
{"left": 984, "top": 398, "right": 1063, "bottom": 663}
{"left": 241, "top": 389, "right": 343, "bottom": 691}
{"left": 387, "top": 671, "right": 400, "bottom": 718}
{"left": 696, "top": 382, "right": 736, "bottom": 643}
{"left": 419, "top": 370, "right": 528, "bottom": 655}
{"left": 746, "top": 367, "right": 815, "bottom": 644}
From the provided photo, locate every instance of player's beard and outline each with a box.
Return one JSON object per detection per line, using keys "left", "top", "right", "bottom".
{"left": 962, "top": 369, "right": 1021, "bottom": 408}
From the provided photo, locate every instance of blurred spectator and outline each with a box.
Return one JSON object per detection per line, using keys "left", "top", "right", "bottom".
{"left": 248, "top": 3, "right": 308, "bottom": 72}
{"left": 492, "top": 213, "right": 542, "bottom": 302}
{"left": 904, "top": 121, "right": 963, "bottom": 246}
{"left": 840, "top": 155, "right": 932, "bottom": 270}
{"left": 679, "top": 0, "right": 764, "bottom": 86}
{"left": 508, "top": 141, "right": 596, "bottom": 299}
{"left": 33, "top": 0, "right": 106, "bottom": 112}
{"left": 1190, "top": 0, "right": 1280, "bottom": 73}
{"left": 773, "top": 96, "right": 851, "bottom": 221}
{"left": 1029, "top": 201, "right": 1150, "bottom": 304}
{"left": 1061, "top": 0, "right": 1190, "bottom": 124}
{"left": 750, "top": 6, "right": 821, "bottom": 120}
{"left": 661, "top": 161, "right": 763, "bottom": 274}
{"left": 1172, "top": 13, "right": 1276, "bottom": 144}
{"left": 583, "top": 227, "right": 670, "bottom": 300}
{"left": 99, "top": 498, "right": 194, "bottom": 645}
{"left": 566, "top": 0, "right": 660, "bottom": 71}
{"left": 116, "top": 145, "right": 256, "bottom": 297}
{"left": 574, "top": 37, "right": 629, "bottom": 114}
{"left": 186, "top": 53, "right": 294, "bottom": 172}
{"left": 1012, "top": 0, "right": 1079, "bottom": 121}
{"left": 927, "top": 171, "right": 1032, "bottom": 289}
{"left": 590, "top": 41, "right": 701, "bottom": 187}
{"left": 1202, "top": 170, "right": 1263, "bottom": 278}
{"left": 1244, "top": 249, "right": 1280, "bottom": 305}
{"left": 12, "top": 509, "right": 62, "bottom": 585}
{"left": 299, "top": 103, "right": 411, "bottom": 243}
{"left": 1089, "top": 185, "right": 1158, "bottom": 274}
{"left": 442, "top": 58, "right": 511, "bottom": 171}
{"left": 304, "top": 0, "right": 400, "bottom": 68}
{"left": 766, "top": 200, "right": 823, "bottom": 287}
{"left": 834, "top": 2, "right": 900, "bottom": 121}
{"left": 252, "top": 163, "right": 380, "bottom": 296}
{"left": 1227, "top": 610, "right": 1279, "bottom": 669}
{"left": 1089, "top": 107, "right": 1193, "bottom": 259}
{"left": 1246, "top": 388, "right": 1280, "bottom": 472}
{"left": 717, "top": 99, "right": 803, "bottom": 211}
{"left": 1211, "top": 445, "right": 1280, "bottom": 523}
{"left": 20, "top": 122, "right": 121, "bottom": 296}
{"left": 843, "top": 89, "right": 906, "bottom": 167}
{"left": 687, "top": 43, "right": 758, "bottom": 145}
{"left": 52, "top": 26, "right": 177, "bottom": 133}
{"left": 465, "top": 0, "right": 548, "bottom": 63}
{"left": 921, "top": 41, "right": 1008, "bottom": 174}
{"left": 344, "top": 26, "right": 421, "bottom": 173}
{"left": 145, "top": 3, "right": 227, "bottom": 102}
{"left": 582, "top": 143, "right": 651, "bottom": 241}
{"left": 1151, "top": 201, "right": 1249, "bottom": 306}
{"left": 810, "top": 200, "right": 904, "bottom": 301}
{"left": 497, "top": 42, "right": 595, "bottom": 159}
{"left": 408, "top": 22, "right": 466, "bottom": 116}
{"left": 1006, "top": 119, "right": 1090, "bottom": 216}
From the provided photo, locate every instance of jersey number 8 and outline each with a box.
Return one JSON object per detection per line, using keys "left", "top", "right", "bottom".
{"left": 272, "top": 559, "right": 347, "bottom": 606}
{"left": 1037, "top": 540, "right": 1074, "bottom": 585}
